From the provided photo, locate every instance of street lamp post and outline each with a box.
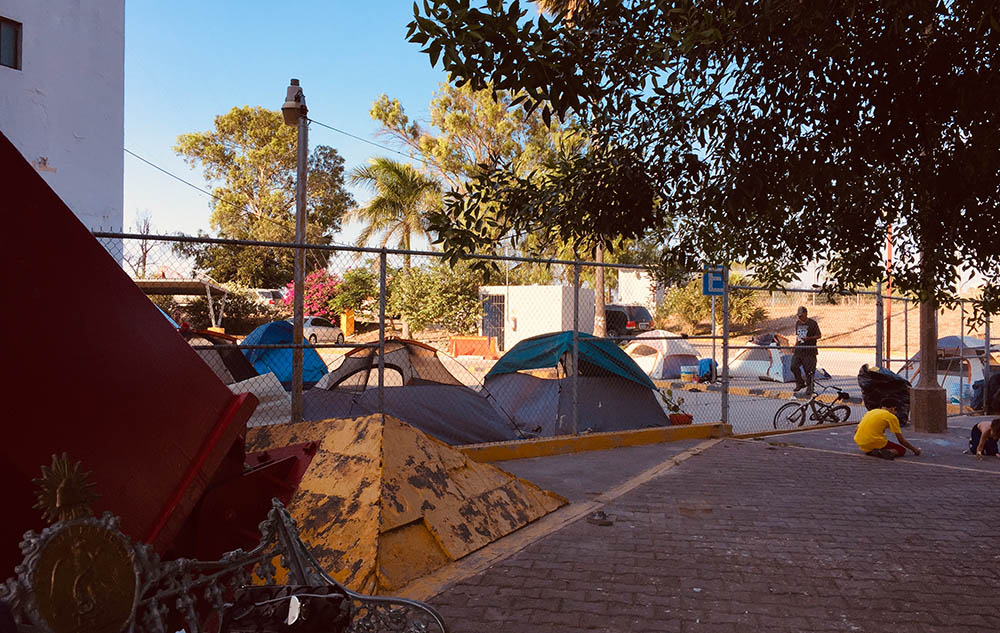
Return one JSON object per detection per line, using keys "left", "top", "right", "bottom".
{"left": 282, "top": 79, "right": 308, "bottom": 423}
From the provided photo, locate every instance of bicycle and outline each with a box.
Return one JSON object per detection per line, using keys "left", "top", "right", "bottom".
{"left": 772, "top": 383, "right": 853, "bottom": 430}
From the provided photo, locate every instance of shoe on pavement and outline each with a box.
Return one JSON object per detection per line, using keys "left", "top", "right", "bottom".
{"left": 866, "top": 449, "right": 895, "bottom": 460}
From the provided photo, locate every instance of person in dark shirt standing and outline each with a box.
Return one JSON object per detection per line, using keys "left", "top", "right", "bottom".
{"left": 791, "top": 306, "right": 821, "bottom": 395}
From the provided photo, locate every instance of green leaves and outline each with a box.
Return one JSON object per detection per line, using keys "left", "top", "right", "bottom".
{"left": 407, "top": 1, "right": 1000, "bottom": 315}
{"left": 174, "top": 106, "right": 354, "bottom": 287}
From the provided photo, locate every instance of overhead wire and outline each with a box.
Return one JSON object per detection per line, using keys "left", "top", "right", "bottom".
{"left": 123, "top": 147, "right": 352, "bottom": 250}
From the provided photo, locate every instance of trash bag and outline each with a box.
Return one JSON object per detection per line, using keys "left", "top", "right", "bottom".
{"left": 857, "top": 364, "right": 911, "bottom": 426}
{"left": 698, "top": 358, "right": 717, "bottom": 383}
{"left": 973, "top": 370, "right": 1000, "bottom": 413}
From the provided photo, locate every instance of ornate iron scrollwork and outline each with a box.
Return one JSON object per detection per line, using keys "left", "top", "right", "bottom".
{"left": 4, "top": 483, "right": 446, "bottom": 633}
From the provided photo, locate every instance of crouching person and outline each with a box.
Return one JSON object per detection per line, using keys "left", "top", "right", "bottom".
{"left": 854, "top": 405, "right": 921, "bottom": 460}
{"left": 970, "top": 418, "right": 1000, "bottom": 459}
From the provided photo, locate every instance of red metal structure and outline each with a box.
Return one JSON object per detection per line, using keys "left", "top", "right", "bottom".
{"left": 0, "top": 132, "right": 302, "bottom": 576}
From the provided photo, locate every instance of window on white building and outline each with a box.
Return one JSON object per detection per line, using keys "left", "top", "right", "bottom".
{"left": 1, "top": 17, "right": 21, "bottom": 70}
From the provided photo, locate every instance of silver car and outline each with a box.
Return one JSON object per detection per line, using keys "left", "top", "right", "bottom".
{"left": 297, "top": 316, "right": 344, "bottom": 345}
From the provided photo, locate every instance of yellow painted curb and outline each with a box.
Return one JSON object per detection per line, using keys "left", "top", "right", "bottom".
{"left": 458, "top": 423, "right": 731, "bottom": 463}
{"left": 400, "top": 438, "right": 724, "bottom": 601}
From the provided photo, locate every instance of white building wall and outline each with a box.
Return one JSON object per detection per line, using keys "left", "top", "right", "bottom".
{"left": 617, "top": 269, "right": 664, "bottom": 309}
{"left": 481, "top": 285, "right": 595, "bottom": 351}
{"left": 0, "top": 0, "right": 124, "bottom": 232}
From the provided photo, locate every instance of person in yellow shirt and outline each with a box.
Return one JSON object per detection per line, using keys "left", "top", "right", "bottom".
{"left": 854, "top": 405, "right": 921, "bottom": 460}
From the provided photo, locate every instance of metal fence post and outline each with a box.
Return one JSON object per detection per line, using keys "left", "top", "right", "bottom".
{"left": 959, "top": 301, "right": 966, "bottom": 414}
{"left": 378, "top": 250, "right": 386, "bottom": 415}
{"left": 572, "top": 262, "right": 580, "bottom": 435}
{"left": 721, "top": 267, "right": 730, "bottom": 427}
{"left": 875, "top": 283, "right": 884, "bottom": 369}
{"left": 904, "top": 298, "right": 910, "bottom": 372}
{"left": 986, "top": 312, "right": 993, "bottom": 415}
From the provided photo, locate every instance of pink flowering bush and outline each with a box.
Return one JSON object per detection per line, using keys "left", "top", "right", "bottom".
{"left": 283, "top": 269, "right": 343, "bottom": 320}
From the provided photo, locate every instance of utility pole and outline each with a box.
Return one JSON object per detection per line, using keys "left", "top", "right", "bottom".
{"left": 282, "top": 78, "right": 308, "bottom": 423}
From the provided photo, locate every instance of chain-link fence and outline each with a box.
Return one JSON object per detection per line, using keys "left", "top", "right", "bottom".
{"left": 97, "top": 232, "right": 996, "bottom": 441}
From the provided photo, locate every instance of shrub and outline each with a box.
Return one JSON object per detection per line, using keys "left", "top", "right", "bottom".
{"left": 659, "top": 273, "right": 766, "bottom": 332}
{"left": 388, "top": 262, "right": 482, "bottom": 334}
{"left": 282, "top": 269, "right": 342, "bottom": 320}
{"left": 329, "top": 267, "right": 379, "bottom": 320}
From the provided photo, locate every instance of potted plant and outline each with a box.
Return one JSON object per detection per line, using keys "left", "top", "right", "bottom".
{"left": 659, "top": 388, "right": 693, "bottom": 425}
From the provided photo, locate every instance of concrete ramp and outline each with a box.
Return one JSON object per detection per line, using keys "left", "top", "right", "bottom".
{"left": 246, "top": 415, "right": 567, "bottom": 593}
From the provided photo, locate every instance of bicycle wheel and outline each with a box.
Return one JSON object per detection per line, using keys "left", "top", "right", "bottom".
{"left": 773, "top": 402, "right": 806, "bottom": 430}
{"left": 821, "top": 405, "right": 852, "bottom": 424}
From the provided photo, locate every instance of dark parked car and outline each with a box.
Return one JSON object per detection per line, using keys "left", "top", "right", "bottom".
{"left": 604, "top": 304, "right": 653, "bottom": 338}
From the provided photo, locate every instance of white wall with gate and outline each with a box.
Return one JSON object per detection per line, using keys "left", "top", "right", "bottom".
{"left": 480, "top": 285, "right": 595, "bottom": 352}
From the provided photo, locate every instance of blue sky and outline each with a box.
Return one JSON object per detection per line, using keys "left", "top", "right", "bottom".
{"left": 124, "top": 1, "right": 460, "bottom": 243}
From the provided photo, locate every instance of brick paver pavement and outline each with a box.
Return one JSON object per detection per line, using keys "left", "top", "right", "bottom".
{"left": 431, "top": 439, "right": 1000, "bottom": 632}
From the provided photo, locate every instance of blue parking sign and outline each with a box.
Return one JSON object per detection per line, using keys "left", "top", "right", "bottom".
{"left": 702, "top": 270, "right": 725, "bottom": 296}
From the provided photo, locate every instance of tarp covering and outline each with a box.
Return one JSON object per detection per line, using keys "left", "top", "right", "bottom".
{"left": 729, "top": 333, "right": 795, "bottom": 382}
{"left": 244, "top": 415, "right": 567, "bottom": 594}
{"left": 485, "top": 331, "right": 657, "bottom": 389}
{"left": 900, "top": 336, "right": 998, "bottom": 403}
{"left": 229, "top": 372, "right": 291, "bottom": 427}
{"left": 240, "top": 321, "right": 327, "bottom": 389}
{"left": 624, "top": 330, "right": 701, "bottom": 379}
{"left": 301, "top": 384, "right": 518, "bottom": 445}
{"left": 485, "top": 372, "right": 670, "bottom": 436}
{"left": 184, "top": 329, "right": 258, "bottom": 385}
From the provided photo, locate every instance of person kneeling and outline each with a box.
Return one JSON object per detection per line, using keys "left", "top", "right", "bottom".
{"left": 854, "top": 405, "right": 921, "bottom": 460}
{"left": 969, "top": 418, "right": 1000, "bottom": 459}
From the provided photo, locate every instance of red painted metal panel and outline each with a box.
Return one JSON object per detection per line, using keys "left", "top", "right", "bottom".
{"left": 0, "top": 132, "right": 256, "bottom": 577}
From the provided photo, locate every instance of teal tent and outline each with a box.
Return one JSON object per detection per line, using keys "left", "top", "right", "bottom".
{"left": 485, "top": 331, "right": 656, "bottom": 389}
{"left": 484, "top": 331, "right": 669, "bottom": 436}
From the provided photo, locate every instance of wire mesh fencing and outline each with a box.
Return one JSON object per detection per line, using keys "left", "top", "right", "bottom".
{"left": 97, "top": 231, "right": 996, "bottom": 441}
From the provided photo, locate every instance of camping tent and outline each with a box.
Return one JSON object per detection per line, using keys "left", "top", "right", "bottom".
{"left": 240, "top": 321, "right": 328, "bottom": 389}
{"left": 483, "top": 331, "right": 670, "bottom": 436}
{"left": 899, "top": 336, "right": 999, "bottom": 402}
{"left": 624, "top": 330, "right": 700, "bottom": 379}
{"left": 728, "top": 332, "right": 796, "bottom": 382}
{"left": 183, "top": 329, "right": 258, "bottom": 385}
{"left": 303, "top": 339, "right": 519, "bottom": 445}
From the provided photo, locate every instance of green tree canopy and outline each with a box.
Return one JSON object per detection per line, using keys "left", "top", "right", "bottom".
{"left": 370, "top": 81, "right": 584, "bottom": 191}
{"left": 408, "top": 1, "right": 1000, "bottom": 314}
{"left": 175, "top": 106, "right": 354, "bottom": 287}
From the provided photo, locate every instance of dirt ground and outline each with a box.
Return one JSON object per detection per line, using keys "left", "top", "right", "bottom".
{"left": 667, "top": 298, "right": 993, "bottom": 360}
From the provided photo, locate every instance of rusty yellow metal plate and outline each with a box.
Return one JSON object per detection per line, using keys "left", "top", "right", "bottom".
{"left": 247, "top": 414, "right": 567, "bottom": 594}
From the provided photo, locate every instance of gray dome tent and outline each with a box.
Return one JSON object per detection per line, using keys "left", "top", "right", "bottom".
{"left": 301, "top": 338, "right": 520, "bottom": 445}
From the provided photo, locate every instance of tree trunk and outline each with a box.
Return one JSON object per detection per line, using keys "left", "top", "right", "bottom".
{"left": 594, "top": 242, "right": 606, "bottom": 337}
{"left": 911, "top": 270, "right": 947, "bottom": 432}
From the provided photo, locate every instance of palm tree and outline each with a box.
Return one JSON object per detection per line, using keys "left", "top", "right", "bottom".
{"left": 349, "top": 158, "right": 440, "bottom": 338}
{"left": 534, "top": 0, "right": 592, "bottom": 21}
{"left": 348, "top": 157, "right": 440, "bottom": 269}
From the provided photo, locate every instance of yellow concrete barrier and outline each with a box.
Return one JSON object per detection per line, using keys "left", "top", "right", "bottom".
{"left": 459, "top": 423, "right": 731, "bottom": 463}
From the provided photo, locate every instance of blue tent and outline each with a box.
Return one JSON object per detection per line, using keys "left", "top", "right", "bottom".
{"left": 485, "top": 331, "right": 656, "bottom": 389}
{"left": 240, "top": 321, "right": 327, "bottom": 389}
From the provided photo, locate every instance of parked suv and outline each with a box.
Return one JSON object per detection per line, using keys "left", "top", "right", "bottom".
{"left": 604, "top": 304, "right": 653, "bottom": 338}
